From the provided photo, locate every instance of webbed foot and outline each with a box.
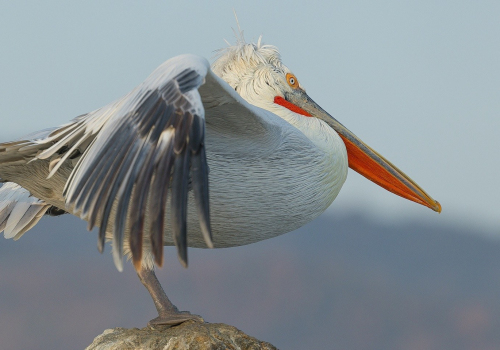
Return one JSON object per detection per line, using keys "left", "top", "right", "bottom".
{"left": 137, "top": 267, "right": 205, "bottom": 327}
{"left": 148, "top": 311, "right": 204, "bottom": 326}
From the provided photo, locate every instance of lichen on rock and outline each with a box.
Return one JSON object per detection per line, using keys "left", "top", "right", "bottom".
{"left": 85, "top": 321, "right": 278, "bottom": 350}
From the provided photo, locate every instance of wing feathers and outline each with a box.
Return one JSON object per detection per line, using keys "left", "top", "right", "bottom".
{"left": 171, "top": 147, "right": 191, "bottom": 267}
{"left": 112, "top": 141, "right": 149, "bottom": 270}
{"left": 176, "top": 69, "right": 204, "bottom": 93}
{"left": 8, "top": 203, "right": 47, "bottom": 239}
{"left": 0, "top": 183, "right": 49, "bottom": 240}
{"left": 149, "top": 130, "right": 175, "bottom": 267}
{"left": 18, "top": 56, "right": 213, "bottom": 270}
{"left": 129, "top": 132, "right": 159, "bottom": 270}
{"left": 191, "top": 146, "right": 213, "bottom": 248}
{"left": 0, "top": 54, "right": 282, "bottom": 271}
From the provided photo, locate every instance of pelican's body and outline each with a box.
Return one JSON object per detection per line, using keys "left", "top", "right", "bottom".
{"left": 0, "top": 38, "right": 439, "bottom": 325}
{"left": 1, "top": 86, "right": 347, "bottom": 250}
{"left": 198, "top": 117, "right": 346, "bottom": 248}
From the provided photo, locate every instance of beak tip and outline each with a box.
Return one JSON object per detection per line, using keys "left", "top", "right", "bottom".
{"left": 432, "top": 200, "right": 442, "bottom": 214}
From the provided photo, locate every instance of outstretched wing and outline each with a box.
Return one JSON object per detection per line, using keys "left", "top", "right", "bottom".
{"left": 35, "top": 54, "right": 213, "bottom": 271}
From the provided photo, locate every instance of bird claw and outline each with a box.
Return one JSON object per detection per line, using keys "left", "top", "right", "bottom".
{"left": 148, "top": 311, "right": 204, "bottom": 327}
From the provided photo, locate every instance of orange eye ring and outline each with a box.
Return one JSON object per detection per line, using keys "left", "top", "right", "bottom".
{"left": 286, "top": 73, "right": 299, "bottom": 88}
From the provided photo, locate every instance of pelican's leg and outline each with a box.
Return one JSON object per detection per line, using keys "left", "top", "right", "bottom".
{"left": 137, "top": 267, "right": 204, "bottom": 326}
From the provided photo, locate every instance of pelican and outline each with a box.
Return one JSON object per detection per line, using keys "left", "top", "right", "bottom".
{"left": 0, "top": 35, "right": 441, "bottom": 326}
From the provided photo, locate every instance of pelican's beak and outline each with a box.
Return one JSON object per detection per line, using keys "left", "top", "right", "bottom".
{"left": 286, "top": 90, "right": 441, "bottom": 213}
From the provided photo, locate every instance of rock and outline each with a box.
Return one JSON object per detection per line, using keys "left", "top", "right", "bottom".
{"left": 85, "top": 320, "right": 278, "bottom": 350}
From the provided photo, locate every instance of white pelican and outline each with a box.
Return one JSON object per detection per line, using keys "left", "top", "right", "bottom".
{"left": 0, "top": 36, "right": 440, "bottom": 326}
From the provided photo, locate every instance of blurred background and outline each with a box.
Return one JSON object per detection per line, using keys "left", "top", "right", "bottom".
{"left": 0, "top": 1, "right": 499, "bottom": 349}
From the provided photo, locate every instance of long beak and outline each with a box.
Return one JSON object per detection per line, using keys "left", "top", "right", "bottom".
{"left": 286, "top": 90, "right": 441, "bottom": 213}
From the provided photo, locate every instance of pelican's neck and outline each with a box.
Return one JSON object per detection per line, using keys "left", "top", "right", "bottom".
{"left": 249, "top": 98, "right": 346, "bottom": 156}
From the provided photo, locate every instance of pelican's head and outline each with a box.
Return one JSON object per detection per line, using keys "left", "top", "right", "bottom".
{"left": 212, "top": 38, "right": 292, "bottom": 102}
{"left": 212, "top": 39, "right": 441, "bottom": 213}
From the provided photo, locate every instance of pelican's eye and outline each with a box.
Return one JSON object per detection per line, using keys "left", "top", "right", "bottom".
{"left": 286, "top": 73, "right": 299, "bottom": 89}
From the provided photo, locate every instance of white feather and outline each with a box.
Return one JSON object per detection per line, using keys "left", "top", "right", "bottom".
{"left": 0, "top": 183, "right": 49, "bottom": 239}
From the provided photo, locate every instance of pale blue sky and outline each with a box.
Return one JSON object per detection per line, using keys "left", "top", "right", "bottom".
{"left": 0, "top": 1, "right": 499, "bottom": 232}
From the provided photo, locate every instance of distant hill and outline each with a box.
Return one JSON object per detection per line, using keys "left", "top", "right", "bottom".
{"left": 1, "top": 212, "right": 499, "bottom": 350}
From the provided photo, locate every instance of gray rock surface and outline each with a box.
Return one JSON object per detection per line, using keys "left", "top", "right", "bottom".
{"left": 85, "top": 321, "right": 278, "bottom": 350}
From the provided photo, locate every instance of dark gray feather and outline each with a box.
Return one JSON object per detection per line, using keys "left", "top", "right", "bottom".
{"left": 149, "top": 134, "right": 175, "bottom": 267}
{"left": 191, "top": 146, "right": 212, "bottom": 248}
{"left": 60, "top": 67, "right": 211, "bottom": 270}
{"left": 97, "top": 141, "right": 141, "bottom": 253}
{"left": 171, "top": 148, "right": 190, "bottom": 267}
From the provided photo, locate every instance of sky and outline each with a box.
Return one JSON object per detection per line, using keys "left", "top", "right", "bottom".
{"left": 0, "top": 0, "right": 499, "bottom": 233}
